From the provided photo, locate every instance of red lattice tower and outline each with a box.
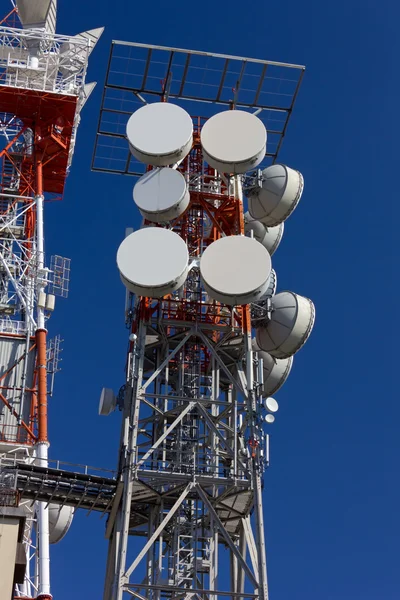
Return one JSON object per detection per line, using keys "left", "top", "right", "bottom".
{"left": 0, "top": 3, "right": 102, "bottom": 598}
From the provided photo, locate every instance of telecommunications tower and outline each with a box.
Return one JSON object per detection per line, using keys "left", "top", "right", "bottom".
{"left": 0, "top": 2, "right": 102, "bottom": 598}
{"left": 93, "top": 43, "right": 315, "bottom": 600}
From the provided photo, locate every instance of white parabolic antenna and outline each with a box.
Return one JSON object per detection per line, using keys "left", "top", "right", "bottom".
{"left": 200, "top": 110, "right": 266, "bottom": 174}
{"left": 244, "top": 211, "right": 284, "bottom": 257}
{"left": 248, "top": 164, "right": 304, "bottom": 227}
{"left": 263, "top": 268, "right": 277, "bottom": 299}
{"left": 253, "top": 340, "right": 293, "bottom": 396}
{"left": 117, "top": 228, "right": 189, "bottom": 297}
{"left": 200, "top": 235, "right": 271, "bottom": 305}
{"left": 48, "top": 504, "right": 74, "bottom": 544}
{"left": 265, "top": 414, "right": 275, "bottom": 424}
{"left": 99, "top": 387, "right": 117, "bottom": 416}
{"left": 133, "top": 168, "right": 190, "bottom": 223}
{"left": 256, "top": 291, "right": 315, "bottom": 359}
{"left": 265, "top": 397, "right": 279, "bottom": 413}
{"left": 126, "top": 102, "right": 193, "bottom": 166}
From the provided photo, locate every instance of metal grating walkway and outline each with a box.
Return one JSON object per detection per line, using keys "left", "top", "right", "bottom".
{"left": 2, "top": 462, "right": 117, "bottom": 513}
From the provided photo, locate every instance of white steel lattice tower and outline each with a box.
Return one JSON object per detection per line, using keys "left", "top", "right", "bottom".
{"left": 93, "top": 43, "right": 314, "bottom": 600}
{"left": 0, "top": 2, "right": 102, "bottom": 598}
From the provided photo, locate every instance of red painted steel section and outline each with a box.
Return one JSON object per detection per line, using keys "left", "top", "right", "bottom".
{"left": 0, "top": 86, "right": 77, "bottom": 195}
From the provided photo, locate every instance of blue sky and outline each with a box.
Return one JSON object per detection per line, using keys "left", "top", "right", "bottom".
{"left": 26, "top": 0, "right": 398, "bottom": 598}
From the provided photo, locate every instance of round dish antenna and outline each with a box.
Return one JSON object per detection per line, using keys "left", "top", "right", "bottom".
{"left": 126, "top": 102, "right": 193, "bottom": 166}
{"left": 99, "top": 387, "right": 117, "bottom": 416}
{"left": 244, "top": 211, "right": 284, "bottom": 256}
{"left": 48, "top": 504, "right": 74, "bottom": 544}
{"left": 200, "top": 236, "right": 271, "bottom": 305}
{"left": 248, "top": 164, "right": 304, "bottom": 227}
{"left": 256, "top": 291, "right": 315, "bottom": 358}
{"left": 201, "top": 110, "right": 266, "bottom": 174}
{"left": 264, "top": 397, "right": 279, "bottom": 413}
{"left": 253, "top": 340, "right": 293, "bottom": 395}
{"left": 117, "top": 228, "right": 189, "bottom": 298}
{"left": 265, "top": 414, "right": 275, "bottom": 424}
{"left": 263, "top": 268, "right": 277, "bottom": 299}
{"left": 133, "top": 168, "right": 190, "bottom": 223}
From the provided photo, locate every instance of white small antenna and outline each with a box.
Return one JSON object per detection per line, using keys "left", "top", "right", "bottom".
{"left": 264, "top": 397, "right": 279, "bottom": 413}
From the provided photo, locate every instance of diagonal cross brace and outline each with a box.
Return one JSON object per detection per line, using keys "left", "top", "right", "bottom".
{"left": 134, "top": 401, "right": 196, "bottom": 469}
{"left": 197, "top": 330, "right": 247, "bottom": 399}
{"left": 242, "top": 516, "right": 259, "bottom": 580}
{"left": 125, "top": 589, "right": 148, "bottom": 600}
{"left": 196, "top": 402, "right": 248, "bottom": 474}
{"left": 124, "top": 483, "right": 193, "bottom": 578}
{"left": 196, "top": 484, "right": 258, "bottom": 589}
{"left": 140, "top": 329, "right": 193, "bottom": 392}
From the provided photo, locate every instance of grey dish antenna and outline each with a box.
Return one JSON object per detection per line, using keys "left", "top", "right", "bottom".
{"left": 253, "top": 339, "right": 293, "bottom": 396}
{"left": 117, "top": 228, "right": 189, "bottom": 298}
{"left": 200, "top": 235, "right": 272, "bottom": 305}
{"left": 248, "top": 164, "right": 304, "bottom": 227}
{"left": 256, "top": 291, "right": 315, "bottom": 359}
{"left": 126, "top": 102, "right": 193, "bottom": 166}
{"left": 244, "top": 212, "right": 284, "bottom": 256}
{"left": 133, "top": 168, "right": 190, "bottom": 223}
{"left": 48, "top": 504, "right": 74, "bottom": 544}
{"left": 99, "top": 387, "right": 117, "bottom": 416}
{"left": 201, "top": 110, "right": 266, "bottom": 174}
{"left": 263, "top": 269, "right": 277, "bottom": 299}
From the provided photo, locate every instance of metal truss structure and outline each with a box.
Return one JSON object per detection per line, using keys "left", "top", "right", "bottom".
{"left": 0, "top": 453, "right": 117, "bottom": 512}
{"left": 93, "top": 43, "right": 305, "bottom": 600}
{"left": 0, "top": 3, "right": 101, "bottom": 599}
{"left": 0, "top": 12, "right": 93, "bottom": 447}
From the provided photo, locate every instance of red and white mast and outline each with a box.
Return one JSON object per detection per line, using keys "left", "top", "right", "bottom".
{"left": 0, "top": 2, "right": 102, "bottom": 598}
{"left": 94, "top": 42, "right": 314, "bottom": 600}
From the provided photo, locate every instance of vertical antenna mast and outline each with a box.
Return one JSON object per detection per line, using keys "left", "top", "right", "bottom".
{"left": 93, "top": 43, "right": 314, "bottom": 600}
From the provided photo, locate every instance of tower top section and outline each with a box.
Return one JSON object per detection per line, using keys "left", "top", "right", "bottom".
{"left": 0, "top": 24, "right": 98, "bottom": 99}
{"left": 0, "top": 1, "right": 103, "bottom": 191}
{"left": 92, "top": 41, "right": 305, "bottom": 176}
